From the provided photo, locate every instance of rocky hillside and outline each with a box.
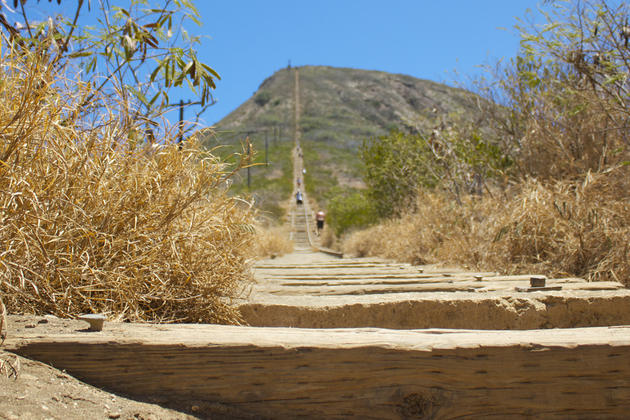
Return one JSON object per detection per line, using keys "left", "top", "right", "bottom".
{"left": 199, "top": 65, "right": 479, "bottom": 218}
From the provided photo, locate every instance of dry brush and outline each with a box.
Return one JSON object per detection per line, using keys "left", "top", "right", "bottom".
{"left": 0, "top": 50, "right": 256, "bottom": 323}
{"left": 343, "top": 168, "right": 630, "bottom": 286}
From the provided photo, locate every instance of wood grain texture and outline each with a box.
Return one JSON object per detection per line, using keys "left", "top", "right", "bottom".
{"left": 7, "top": 323, "right": 630, "bottom": 419}
{"left": 244, "top": 257, "right": 630, "bottom": 330}
{"left": 240, "top": 292, "right": 630, "bottom": 330}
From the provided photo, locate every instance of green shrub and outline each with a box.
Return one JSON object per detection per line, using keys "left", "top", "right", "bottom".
{"left": 361, "top": 127, "right": 511, "bottom": 218}
{"left": 254, "top": 91, "right": 272, "bottom": 106}
{"left": 326, "top": 188, "right": 377, "bottom": 236}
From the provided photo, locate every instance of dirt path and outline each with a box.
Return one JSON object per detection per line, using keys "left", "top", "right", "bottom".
{"left": 1, "top": 317, "right": 197, "bottom": 420}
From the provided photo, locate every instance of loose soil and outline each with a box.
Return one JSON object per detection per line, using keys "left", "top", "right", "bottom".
{"left": 1, "top": 315, "right": 198, "bottom": 420}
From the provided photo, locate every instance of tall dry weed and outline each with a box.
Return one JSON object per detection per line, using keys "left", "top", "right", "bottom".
{"left": 318, "top": 226, "right": 336, "bottom": 249}
{"left": 0, "top": 49, "right": 255, "bottom": 323}
{"left": 251, "top": 224, "right": 293, "bottom": 258}
{"left": 479, "top": 169, "right": 630, "bottom": 283}
{"left": 342, "top": 191, "right": 471, "bottom": 264}
{"left": 344, "top": 169, "right": 630, "bottom": 286}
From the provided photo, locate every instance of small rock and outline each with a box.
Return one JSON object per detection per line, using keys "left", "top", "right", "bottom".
{"left": 108, "top": 412, "right": 121, "bottom": 419}
{"left": 78, "top": 314, "right": 106, "bottom": 331}
{"left": 191, "top": 405, "right": 200, "bottom": 412}
{"left": 25, "top": 323, "right": 36, "bottom": 328}
{"left": 38, "top": 318, "right": 49, "bottom": 324}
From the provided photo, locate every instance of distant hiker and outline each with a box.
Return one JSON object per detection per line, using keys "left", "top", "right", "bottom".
{"left": 296, "top": 190, "right": 303, "bottom": 205}
{"left": 302, "top": 168, "right": 306, "bottom": 175}
{"left": 315, "top": 210, "right": 325, "bottom": 235}
{"left": 297, "top": 177, "right": 301, "bottom": 187}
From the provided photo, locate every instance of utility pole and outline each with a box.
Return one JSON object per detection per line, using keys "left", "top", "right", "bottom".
{"left": 247, "top": 141, "right": 252, "bottom": 190}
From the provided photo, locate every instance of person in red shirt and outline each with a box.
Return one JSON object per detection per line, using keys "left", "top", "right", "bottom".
{"left": 315, "top": 210, "right": 325, "bottom": 235}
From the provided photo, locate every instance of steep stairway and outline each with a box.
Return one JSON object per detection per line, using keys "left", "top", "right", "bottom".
{"left": 289, "top": 201, "right": 312, "bottom": 252}
{"left": 242, "top": 253, "right": 630, "bottom": 330}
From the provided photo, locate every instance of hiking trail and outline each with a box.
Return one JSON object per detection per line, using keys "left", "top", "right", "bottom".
{"left": 3, "top": 67, "right": 630, "bottom": 419}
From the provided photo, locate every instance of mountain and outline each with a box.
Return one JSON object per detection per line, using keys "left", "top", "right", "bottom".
{"left": 199, "top": 65, "right": 478, "bottom": 219}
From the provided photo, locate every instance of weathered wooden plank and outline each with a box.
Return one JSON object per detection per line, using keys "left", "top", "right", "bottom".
{"left": 240, "top": 291, "right": 630, "bottom": 329}
{"left": 250, "top": 254, "right": 629, "bottom": 331}
{"left": 271, "top": 278, "right": 590, "bottom": 289}
{"left": 262, "top": 273, "right": 502, "bottom": 284}
{"left": 7, "top": 324, "right": 630, "bottom": 419}
{"left": 254, "top": 280, "right": 624, "bottom": 296}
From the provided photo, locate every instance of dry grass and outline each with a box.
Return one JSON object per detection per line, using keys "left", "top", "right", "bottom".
{"left": 342, "top": 191, "right": 471, "bottom": 264}
{"left": 318, "top": 226, "right": 336, "bottom": 249}
{"left": 477, "top": 169, "right": 630, "bottom": 284}
{"left": 344, "top": 168, "right": 630, "bottom": 286}
{"left": 251, "top": 224, "right": 293, "bottom": 258}
{"left": 0, "top": 50, "right": 256, "bottom": 323}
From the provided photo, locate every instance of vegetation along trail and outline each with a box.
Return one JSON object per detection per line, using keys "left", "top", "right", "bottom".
{"left": 5, "top": 0, "right": 630, "bottom": 416}
{"left": 4, "top": 61, "right": 630, "bottom": 420}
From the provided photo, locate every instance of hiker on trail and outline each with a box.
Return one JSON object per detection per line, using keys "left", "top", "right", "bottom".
{"left": 302, "top": 168, "right": 306, "bottom": 175}
{"left": 315, "top": 210, "right": 325, "bottom": 235}
{"left": 296, "top": 190, "right": 303, "bottom": 205}
{"left": 297, "top": 177, "right": 301, "bottom": 187}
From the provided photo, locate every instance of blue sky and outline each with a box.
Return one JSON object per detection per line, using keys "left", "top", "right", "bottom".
{"left": 194, "top": 1, "right": 543, "bottom": 125}
{"left": 19, "top": 1, "right": 545, "bottom": 126}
